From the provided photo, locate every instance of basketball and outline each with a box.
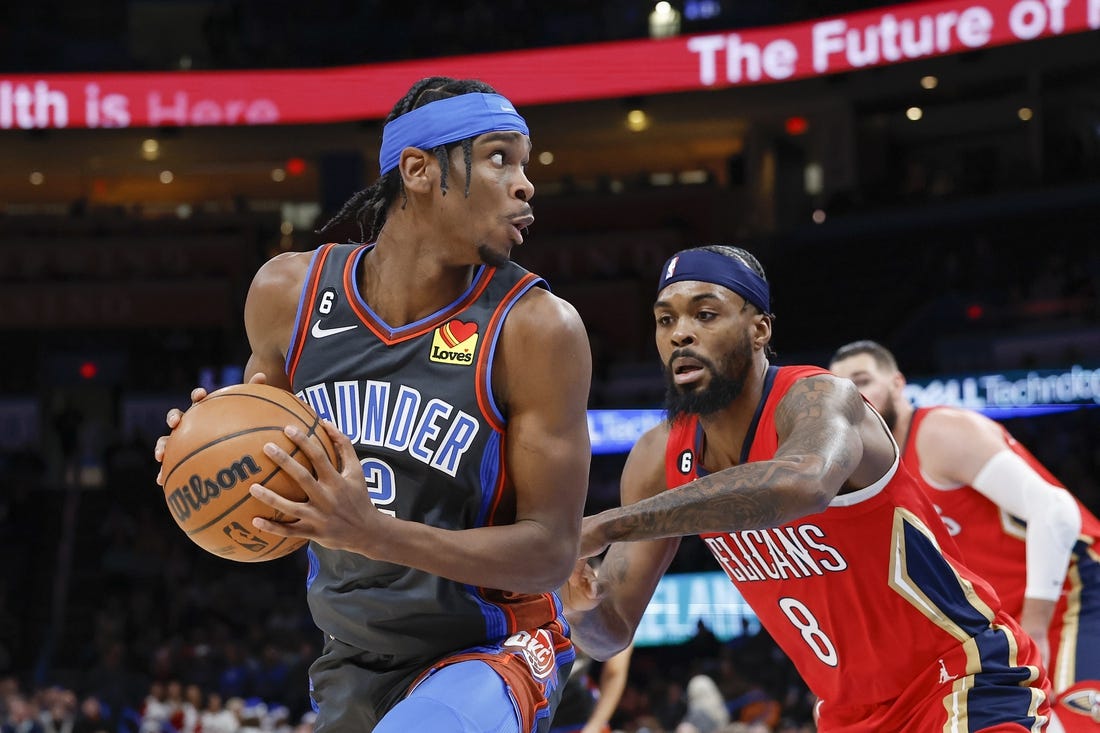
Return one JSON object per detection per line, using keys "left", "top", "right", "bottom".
{"left": 160, "top": 382, "right": 339, "bottom": 563}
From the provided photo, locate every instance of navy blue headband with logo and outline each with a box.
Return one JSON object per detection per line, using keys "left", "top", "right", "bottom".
{"left": 379, "top": 93, "right": 529, "bottom": 175}
{"left": 657, "top": 250, "right": 771, "bottom": 313}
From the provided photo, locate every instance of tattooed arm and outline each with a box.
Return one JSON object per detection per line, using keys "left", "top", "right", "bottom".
{"left": 563, "top": 425, "right": 682, "bottom": 660}
{"left": 564, "top": 374, "right": 887, "bottom": 659}
{"left": 582, "top": 374, "right": 881, "bottom": 554}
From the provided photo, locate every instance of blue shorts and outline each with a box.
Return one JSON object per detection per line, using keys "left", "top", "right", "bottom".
{"left": 376, "top": 660, "right": 522, "bottom": 733}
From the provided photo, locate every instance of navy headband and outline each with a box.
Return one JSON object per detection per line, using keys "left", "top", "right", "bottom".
{"left": 379, "top": 93, "right": 529, "bottom": 175}
{"left": 657, "top": 250, "right": 771, "bottom": 313}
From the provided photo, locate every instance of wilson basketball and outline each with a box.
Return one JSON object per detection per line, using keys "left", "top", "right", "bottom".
{"left": 160, "top": 382, "right": 338, "bottom": 562}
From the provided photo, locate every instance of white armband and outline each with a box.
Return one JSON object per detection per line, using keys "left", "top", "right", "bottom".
{"left": 971, "top": 450, "right": 1081, "bottom": 601}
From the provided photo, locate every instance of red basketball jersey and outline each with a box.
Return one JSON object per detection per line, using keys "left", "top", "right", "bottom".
{"left": 904, "top": 406, "right": 1100, "bottom": 694}
{"left": 665, "top": 366, "right": 1028, "bottom": 706}
{"left": 904, "top": 406, "right": 1100, "bottom": 617}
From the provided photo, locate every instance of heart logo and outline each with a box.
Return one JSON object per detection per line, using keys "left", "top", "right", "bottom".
{"left": 440, "top": 319, "right": 478, "bottom": 347}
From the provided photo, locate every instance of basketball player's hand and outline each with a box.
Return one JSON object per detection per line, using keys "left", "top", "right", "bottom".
{"left": 577, "top": 514, "right": 611, "bottom": 559}
{"left": 1026, "top": 630, "right": 1051, "bottom": 670}
{"left": 247, "top": 421, "right": 389, "bottom": 556}
{"left": 1019, "top": 598, "right": 1054, "bottom": 668}
{"left": 153, "top": 372, "right": 268, "bottom": 485}
{"left": 558, "top": 558, "right": 604, "bottom": 613}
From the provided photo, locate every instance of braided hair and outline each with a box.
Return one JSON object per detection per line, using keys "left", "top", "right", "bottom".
{"left": 318, "top": 77, "right": 499, "bottom": 242}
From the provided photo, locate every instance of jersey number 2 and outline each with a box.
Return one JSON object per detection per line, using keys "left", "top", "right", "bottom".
{"left": 361, "top": 457, "right": 397, "bottom": 517}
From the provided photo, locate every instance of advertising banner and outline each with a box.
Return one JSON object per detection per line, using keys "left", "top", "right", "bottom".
{"left": 1, "top": 0, "right": 1095, "bottom": 130}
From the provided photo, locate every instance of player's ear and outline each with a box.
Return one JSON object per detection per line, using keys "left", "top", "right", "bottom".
{"left": 893, "top": 370, "right": 907, "bottom": 391}
{"left": 752, "top": 311, "right": 772, "bottom": 349}
{"left": 399, "top": 147, "right": 437, "bottom": 195}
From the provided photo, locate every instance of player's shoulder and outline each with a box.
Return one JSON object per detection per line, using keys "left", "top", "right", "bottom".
{"left": 779, "top": 366, "right": 853, "bottom": 392}
{"left": 507, "top": 280, "right": 587, "bottom": 338}
{"left": 919, "top": 404, "right": 1000, "bottom": 437}
{"left": 622, "top": 421, "right": 673, "bottom": 502}
{"left": 915, "top": 405, "right": 1008, "bottom": 460}
{"left": 246, "top": 250, "right": 313, "bottom": 312}
{"left": 775, "top": 368, "right": 864, "bottom": 415}
{"left": 637, "top": 420, "right": 672, "bottom": 453}
{"left": 253, "top": 249, "right": 313, "bottom": 286}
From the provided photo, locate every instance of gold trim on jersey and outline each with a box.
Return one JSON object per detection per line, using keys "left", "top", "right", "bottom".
{"left": 941, "top": 673, "right": 974, "bottom": 733}
{"left": 888, "top": 508, "right": 995, "bottom": 674}
{"left": 1054, "top": 559, "right": 1083, "bottom": 692}
{"left": 889, "top": 508, "right": 1048, "bottom": 732}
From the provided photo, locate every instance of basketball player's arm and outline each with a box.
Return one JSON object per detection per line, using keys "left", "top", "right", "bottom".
{"left": 916, "top": 408, "right": 1080, "bottom": 658}
{"left": 583, "top": 643, "right": 633, "bottom": 732}
{"left": 390, "top": 289, "right": 592, "bottom": 591}
{"left": 451, "top": 288, "right": 593, "bottom": 591}
{"left": 563, "top": 426, "right": 682, "bottom": 660}
{"left": 579, "top": 374, "right": 867, "bottom": 550}
{"left": 241, "top": 251, "right": 311, "bottom": 391}
{"left": 154, "top": 252, "right": 305, "bottom": 482}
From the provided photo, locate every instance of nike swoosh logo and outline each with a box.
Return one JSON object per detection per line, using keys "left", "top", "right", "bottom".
{"left": 311, "top": 320, "right": 358, "bottom": 338}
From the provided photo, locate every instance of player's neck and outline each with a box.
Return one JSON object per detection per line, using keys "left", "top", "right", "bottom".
{"left": 697, "top": 358, "right": 769, "bottom": 468}
{"left": 361, "top": 233, "right": 477, "bottom": 327}
{"left": 892, "top": 402, "right": 915, "bottom": 450}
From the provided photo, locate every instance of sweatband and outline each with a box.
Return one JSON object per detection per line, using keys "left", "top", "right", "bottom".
{"left": 656, "top": 249, "right": 771, "bottom": 313}
{"left": 379, "top": 93, "right": 529, "bottom": 175}
{"left": 971, "top": 449, "right": 1081, "bottom": 601}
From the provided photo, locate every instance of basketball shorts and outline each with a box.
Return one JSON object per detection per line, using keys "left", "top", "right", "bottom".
{"left": 311, "top": 626, "right": 574, "bottom": 733}
{"left": 1049, "top": 543, "right": 1100, "bottom": 694}
{"left": 816, "top": 622, "right": 1051, "bottom": 732}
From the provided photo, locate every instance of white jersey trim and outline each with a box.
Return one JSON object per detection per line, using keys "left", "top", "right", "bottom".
{"left": 829, "top": 405, "right": 899, "bottom": 508}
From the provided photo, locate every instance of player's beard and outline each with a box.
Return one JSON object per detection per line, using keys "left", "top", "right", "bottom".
{"left": 664, "top": 335, "right": 753, "bottom": 422}
{"left": 876, "top": 397, "right": 898, "bottom": 430}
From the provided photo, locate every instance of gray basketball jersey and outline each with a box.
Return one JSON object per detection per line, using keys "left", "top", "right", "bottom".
{"left": 286, "top": 243, "right": 565, "bottom": 668}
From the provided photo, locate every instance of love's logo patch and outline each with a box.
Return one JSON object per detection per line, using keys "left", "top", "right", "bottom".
{"left": 430, "top": 319, "right": 479, "bottom": 365}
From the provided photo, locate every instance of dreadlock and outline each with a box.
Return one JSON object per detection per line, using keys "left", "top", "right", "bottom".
{"left": 317, "top": 77, "right": 498, "bottom": 242}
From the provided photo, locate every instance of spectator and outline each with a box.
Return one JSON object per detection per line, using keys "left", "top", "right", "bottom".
{"left": 678, "top": 674, "right": 729, "bottom": 733}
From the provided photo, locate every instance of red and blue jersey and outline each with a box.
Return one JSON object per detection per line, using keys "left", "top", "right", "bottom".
{"left": 665, "top": 365, "right": 1045, "bottom": 712}
{"left": 905, "top": 406, "right": 1100, "bottom": 695}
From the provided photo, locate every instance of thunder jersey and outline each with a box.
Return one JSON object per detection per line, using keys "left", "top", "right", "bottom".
{"left": 286, "top": 243, "right": 566, "bottom": 665}
{"left": 905, "top": 406, "right": 1100, "bottom": 692}
{"left": 665, "top": 366, "right": 1027, "bottom": 706}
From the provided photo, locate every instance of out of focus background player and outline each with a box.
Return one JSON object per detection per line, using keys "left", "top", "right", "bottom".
{"left": 831, "top": 339, "right": 1100, "bottom": 731}
{"left": 1, "top": 1, "right": 1098, "bottom": 731}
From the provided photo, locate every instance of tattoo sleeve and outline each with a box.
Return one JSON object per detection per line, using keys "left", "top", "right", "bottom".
{"left": 566, "top": 538, "right": 678, "bottom": 660}
{"left": 599, "top": 375, "right": 863, "bottom": 542}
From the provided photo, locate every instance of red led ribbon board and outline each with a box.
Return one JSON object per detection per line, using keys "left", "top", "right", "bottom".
{"left": 0, "top": 0, "right": 1096, "bottom": 129}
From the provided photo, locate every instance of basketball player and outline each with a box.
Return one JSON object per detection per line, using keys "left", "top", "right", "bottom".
{"left": 560, "top": 245, "right": 1053, "bottom": 732}
{"left": 830, "top": 340, "right": 1100, "bottom": 731}
{"left": 155, "top": 77, "right": 592, "bottom": 732}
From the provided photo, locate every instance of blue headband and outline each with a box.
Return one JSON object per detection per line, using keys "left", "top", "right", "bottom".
{"left": 379, "top": 93, "right": 529, "bottom": 174}
{"left": 657, "top": 250, "right": 771, "bottom": 313}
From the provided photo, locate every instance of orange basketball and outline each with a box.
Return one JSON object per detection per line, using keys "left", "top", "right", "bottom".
{"left": 160, "top": 382, "right": 338, "bottom": 562}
